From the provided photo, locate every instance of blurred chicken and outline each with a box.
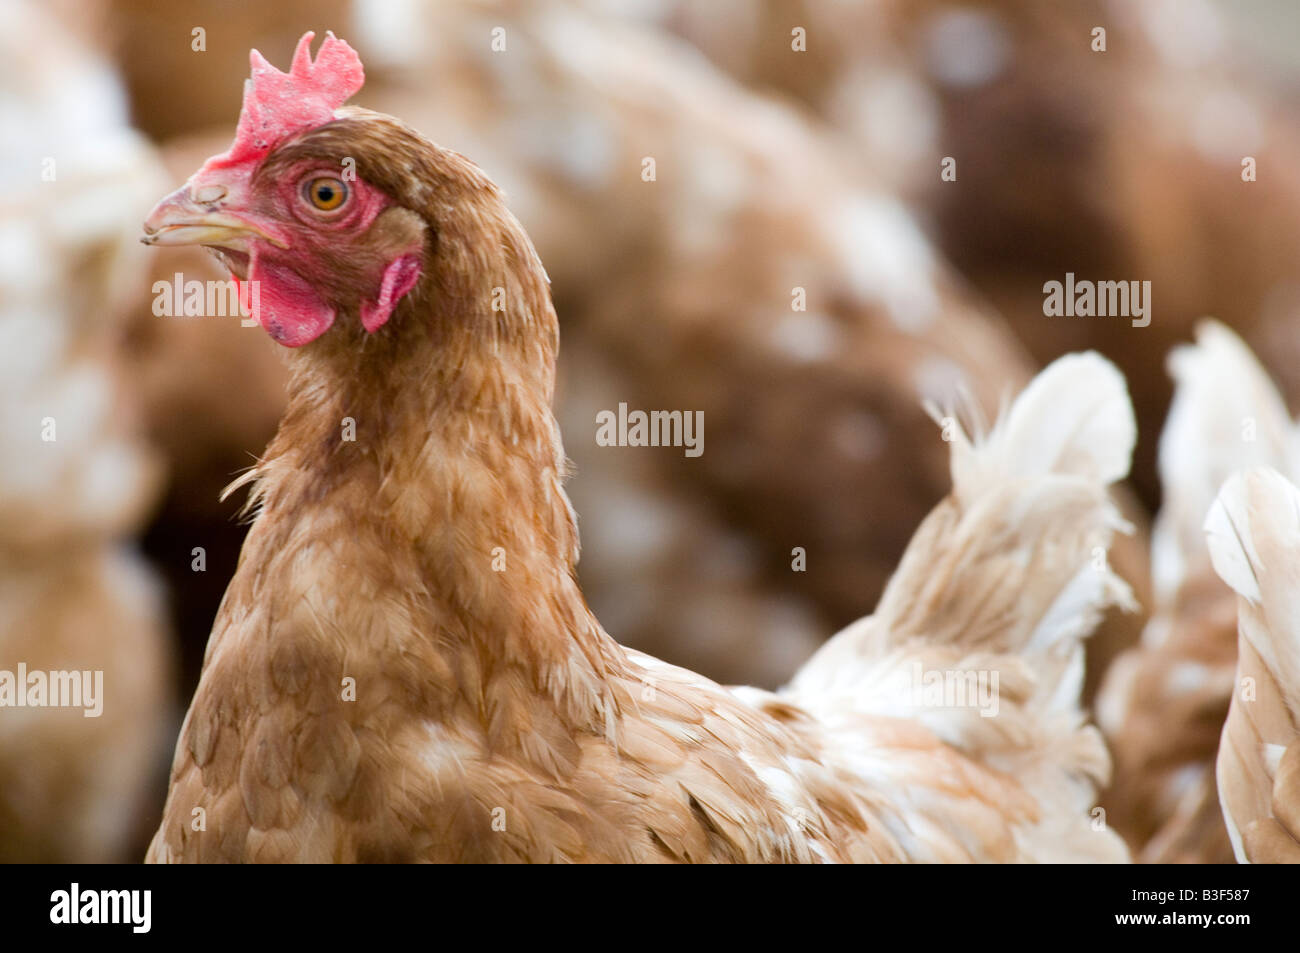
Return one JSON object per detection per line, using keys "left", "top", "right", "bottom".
{"left": 0, "top": 1, "right": 174, "bottom": 861}
{"left": 1097, "top": 321, "right": 1298, "bottom": 862}
{"left": 145, "top": 35, "right": 1129, "bottom": 862}
{"left": 1206, "top": 468, "right": 1300, "bottom": 863}
{"left": 627, "top": 0, "right": 1300, "bottom": 511}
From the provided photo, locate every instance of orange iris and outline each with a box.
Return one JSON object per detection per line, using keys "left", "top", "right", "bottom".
{"left": 305, "top": 177, "right": 347, "bottom": 211}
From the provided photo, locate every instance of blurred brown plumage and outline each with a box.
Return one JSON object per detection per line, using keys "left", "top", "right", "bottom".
{"left": 0, "top": 1, "right": 174, "bottom": 862}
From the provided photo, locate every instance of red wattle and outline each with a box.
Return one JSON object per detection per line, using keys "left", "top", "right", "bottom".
{"left": 248, "top": 247, "right": 336, "bottom": 347}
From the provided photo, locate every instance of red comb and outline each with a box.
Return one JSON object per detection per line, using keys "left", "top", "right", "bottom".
{"left": 203, "top": 31, "right": 364, "bottom": 171}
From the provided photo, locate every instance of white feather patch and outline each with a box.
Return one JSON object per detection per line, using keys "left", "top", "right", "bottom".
{"left": 951, "top": 352, "right": 1135, "bottom": 505}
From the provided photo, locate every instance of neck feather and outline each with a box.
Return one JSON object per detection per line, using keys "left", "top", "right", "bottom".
{"left": 231, "top": 201, "right": 624, "bottom": 743}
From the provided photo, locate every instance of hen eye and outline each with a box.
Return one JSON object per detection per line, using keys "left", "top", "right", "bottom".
{"left": 303, "top": 177, "right": 348, "bottom": 211}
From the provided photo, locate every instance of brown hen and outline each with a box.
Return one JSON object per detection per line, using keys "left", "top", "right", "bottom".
{"left": 145, "top": 34, "right": 1130, "bottom": 863}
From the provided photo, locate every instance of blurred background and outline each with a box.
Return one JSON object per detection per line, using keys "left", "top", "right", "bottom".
{"left": 3, "top": 0, "right": 1300, "bottom": 862}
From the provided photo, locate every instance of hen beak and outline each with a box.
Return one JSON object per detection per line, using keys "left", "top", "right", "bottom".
{"left": 141, "top": 185, "right": 286, "bottom": 249}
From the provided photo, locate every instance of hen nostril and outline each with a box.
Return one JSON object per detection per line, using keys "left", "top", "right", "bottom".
{"left": 192, "top": 184, "right": 229, "bottom": 205}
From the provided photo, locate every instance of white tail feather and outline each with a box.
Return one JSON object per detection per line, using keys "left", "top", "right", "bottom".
{"left": 1155, "top": 320, "right": 1296, "bottom": 602}
{"left": 1206, "top": 468, "right": 1300, "bottom": 862}
{"left": 798, "top": 353, "right": 1133, "bottom": 689}
{"left": 1206, "top": 469, "right": 1300, "bottom": 714}
{"left": 881, "top": 351, "right": 1136, "bottom": 659}
{"left": 949, "top": 351, "right": 1135, "bottom": 504}
{"left": 795, "top": 351, "right": 1137, "bottom": 680}
{"left": 788, "top": 352, "right": 1136, "bottom": 862}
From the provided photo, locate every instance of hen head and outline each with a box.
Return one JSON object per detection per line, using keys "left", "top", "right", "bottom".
{"left": 142, "top": 32, "right": 433, "bottom": 347}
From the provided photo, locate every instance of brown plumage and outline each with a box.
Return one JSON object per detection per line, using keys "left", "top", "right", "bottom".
{"left": 634, "top": 0, "right": 1300, "bottom": 508}
{"left": 146, "top": 37, "right": 1131, "bottom": 863}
